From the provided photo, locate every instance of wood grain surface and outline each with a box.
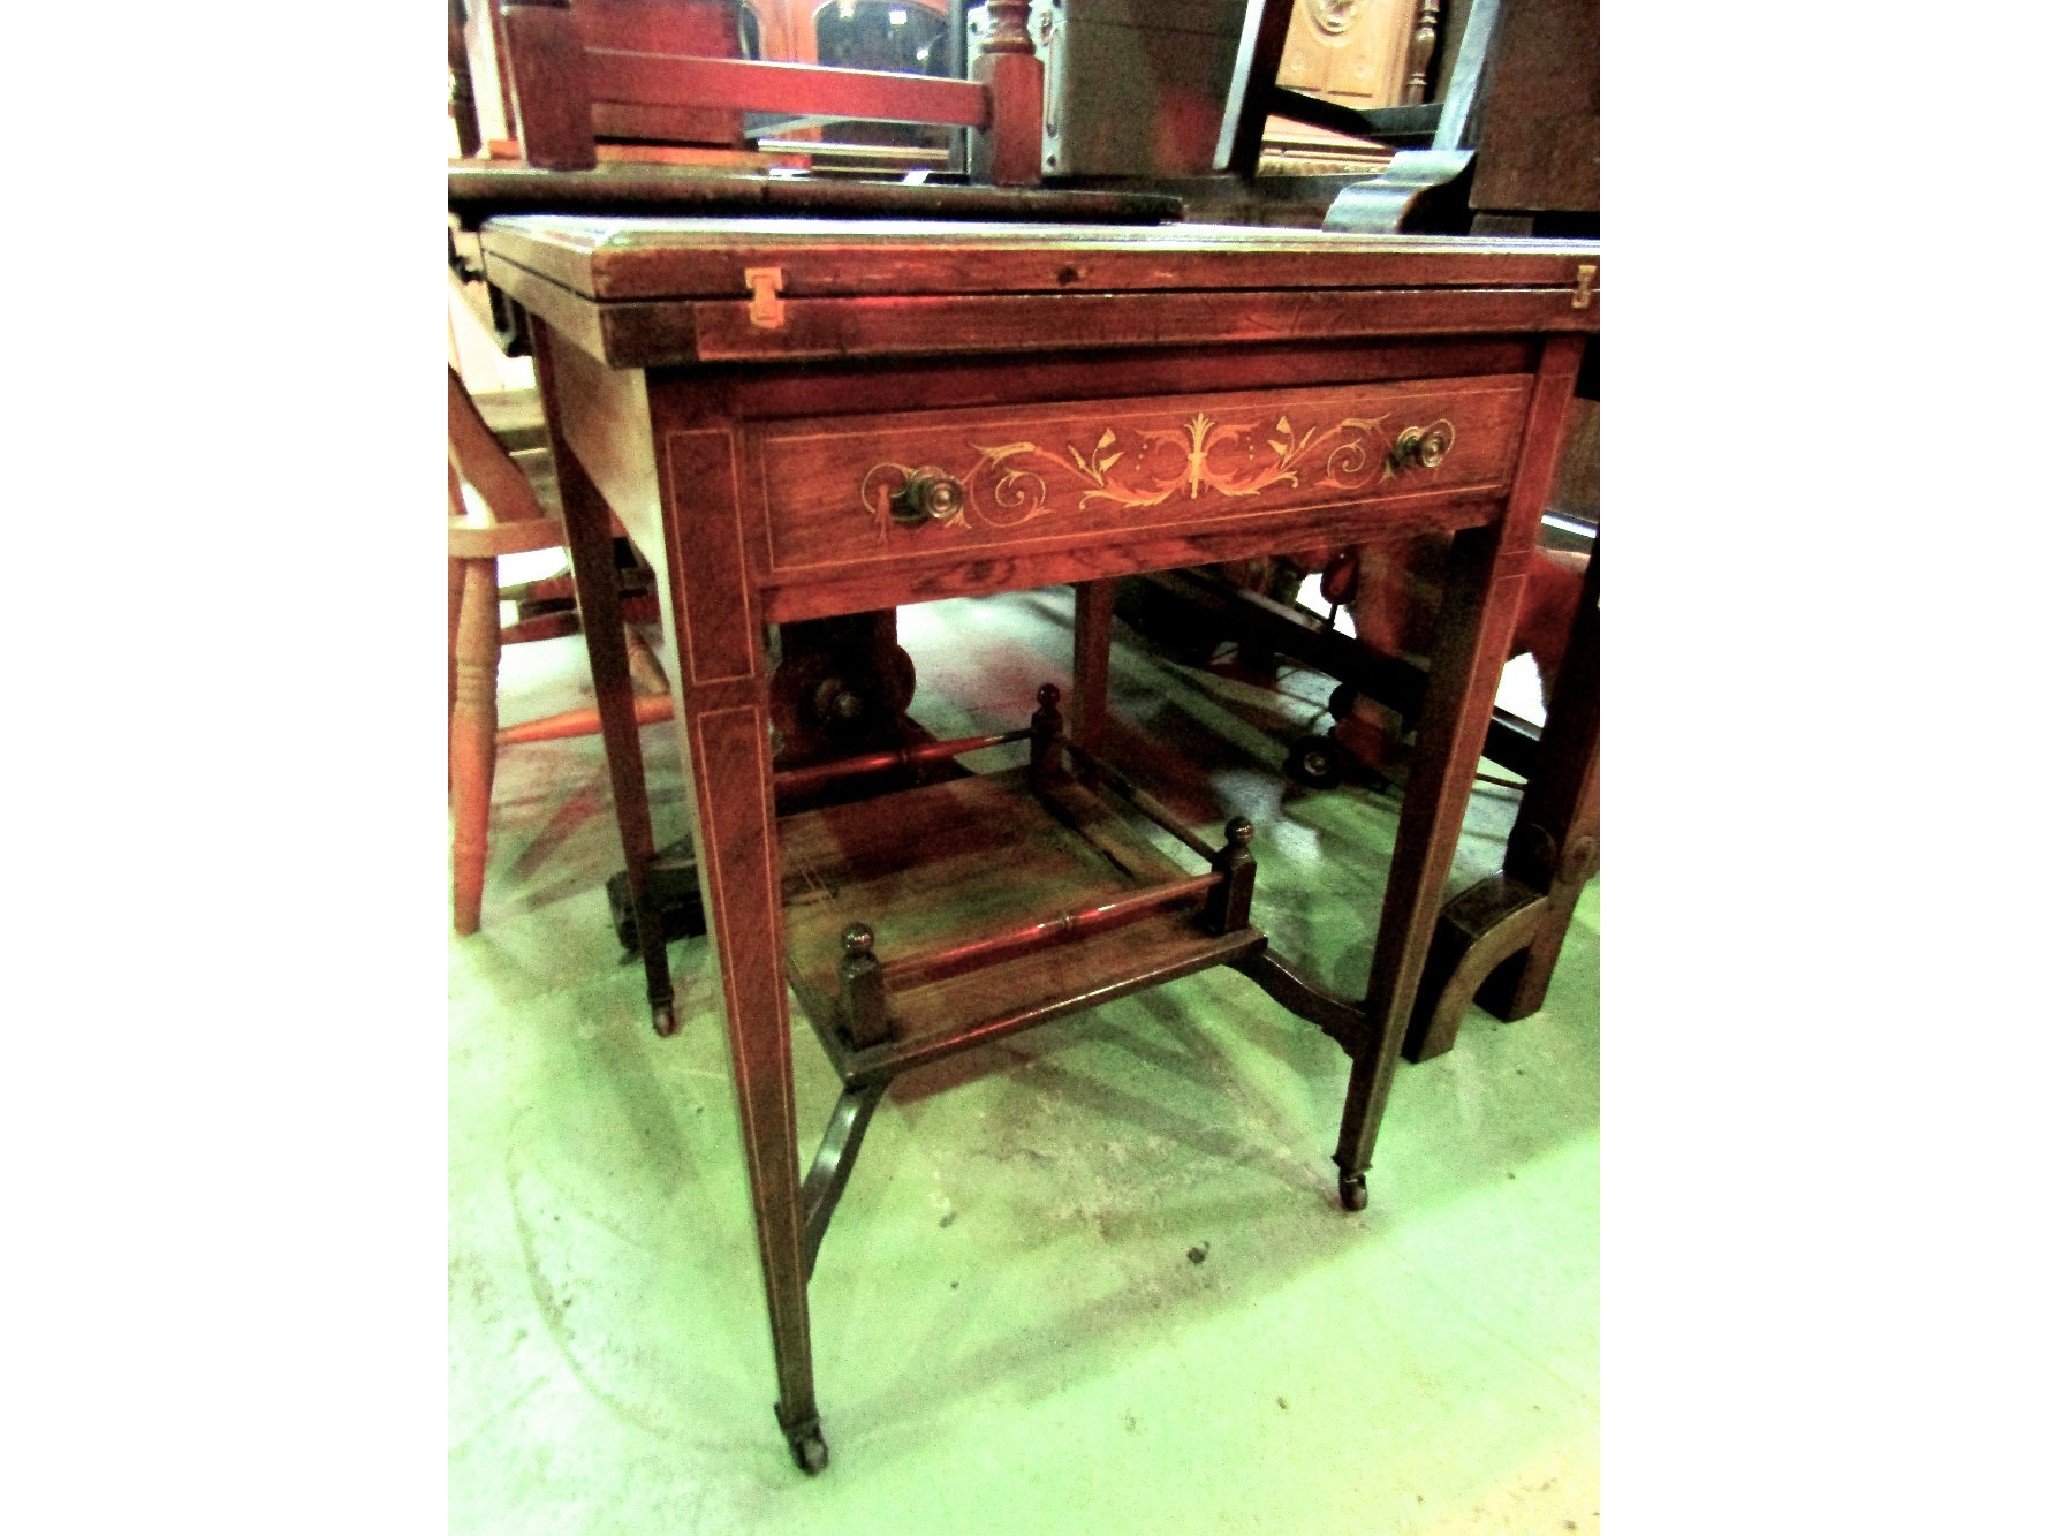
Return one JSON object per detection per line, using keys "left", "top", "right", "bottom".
{"left": 756, "top": 377, "right": 1530, "bottom": 575}
{"left": 495, "top": 215, "right": 1600, "bottom": 1468}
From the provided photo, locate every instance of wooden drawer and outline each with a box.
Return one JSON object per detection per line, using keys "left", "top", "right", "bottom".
{"left": 755, "top": 376, "right": 1534, "bottom": 576}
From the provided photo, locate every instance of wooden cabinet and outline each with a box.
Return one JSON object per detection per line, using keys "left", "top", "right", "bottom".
{"left": 1278, "top": 0, "right": 1429, "bottom": 111}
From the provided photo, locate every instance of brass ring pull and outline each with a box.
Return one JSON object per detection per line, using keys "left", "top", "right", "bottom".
{"left": 890, "top": 469, "right": 966, "bottom": 527}
{"left": 1385, "top": 420, "right": 1455, "bottom": 475}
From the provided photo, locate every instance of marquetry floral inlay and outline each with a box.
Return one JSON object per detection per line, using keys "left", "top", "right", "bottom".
{"left": 859, "top": 407, "right": 1454, "bottom": 533}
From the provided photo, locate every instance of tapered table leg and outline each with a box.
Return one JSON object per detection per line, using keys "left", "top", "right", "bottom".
{"left": 532, "top": 321, "right": 677, "bottom": 1033}
{"left": 640, "top": 407, "right": 824, "bottom": 1471}
{"left": 687, "top": 686, "right": 823, "bottom": 1472}
{"left": 1331, "top": 336, "right": 1587, "bottom": 1208}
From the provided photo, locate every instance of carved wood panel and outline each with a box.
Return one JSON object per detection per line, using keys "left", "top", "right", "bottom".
{"left": 1276, "top": 0, "right": 1425, "bottom": 109}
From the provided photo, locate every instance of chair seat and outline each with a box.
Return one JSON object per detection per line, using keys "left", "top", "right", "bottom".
{"left": 470, "top": 387, "right": 550, "bottom": 454}
{"left": 510, "top": 445, "right": 560, "bottom": 516}
{"left": 448, "top": 431, "right": 562, "bottom": 560}
{"left": 449, "top": 511, "right": 564, "bottom": 561}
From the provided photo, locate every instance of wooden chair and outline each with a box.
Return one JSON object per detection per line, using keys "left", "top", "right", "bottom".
{"left": 449, "top": 369, "right": 558, "bottom": 935}
{"left": 1212, "top": 0, "right": 1445, "bottom": 179}
{"left": 493, "top": 0, "right": 1041, "bottom": 185}
{"left": 1282, "top": 0, "right": 1602, "bottom": 1051}
{"left": 447, "top": 367, "right": 668, "bottom": 935}
{"left": 761, "top": 0, "right": 960, "bottom": 174}
{"left": 1110, "top": 0, "right": 1599, "bottom": 1044}
{"left": 1316, "top": 0, "right": 1597, "bottom": 239}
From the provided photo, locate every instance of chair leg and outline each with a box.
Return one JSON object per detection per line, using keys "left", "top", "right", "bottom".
{"left": 622, "top": 621, "right": 669, "bottom": 698}
{"left": 448, "top": 556, "right": 465, "bottom": 754}
{"left": 451, "top": 555, "right": 501, "bottom": 935}
{"left": 448, "top": 463, "right": 468, "bottom": 757}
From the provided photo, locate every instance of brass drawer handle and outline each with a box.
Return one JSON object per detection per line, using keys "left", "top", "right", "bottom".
{"left": 890, "top": 469, "right": 966, "bottom": 527}
{"left": 1385, "top": 420, "right": 1455, "bottom": 476}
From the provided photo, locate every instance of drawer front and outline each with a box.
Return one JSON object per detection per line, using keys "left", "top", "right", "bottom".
{"left": 757, "top": 376, "right": 1534, "bottom": 576}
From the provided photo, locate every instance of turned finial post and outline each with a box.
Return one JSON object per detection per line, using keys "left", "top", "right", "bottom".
{"left": 837, "top": 922, "right": 890, "bottom": 1049}
{"left": 1403, "top": 0, "right": 1442, "bottom": 107}
{"left": 1029, "top": 682, "right": 1065, "bottom": 788}
{"left": 1205, "top": 815, "right": 1258, "bottom": 934}
{"left": 972, "top": 0, "right": 1043, "bottom": 186}
{"left": 981, "top": 0, "right": 1034, "bottom": 52}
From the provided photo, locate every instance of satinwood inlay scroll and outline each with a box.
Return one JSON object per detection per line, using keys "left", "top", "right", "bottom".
{"left": 758, "top": 379, "right": 1531, "bottom": 576}
{"left": 855, "top": 406, "right": 1468, "bottom": 534}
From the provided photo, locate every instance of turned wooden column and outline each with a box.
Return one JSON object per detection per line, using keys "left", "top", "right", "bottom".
{"left": 449, "top": 495, "right": 501, "bottom": 937}
{"left": 972, "top": 0, "right": 1043, "bottom": 187}
{"left": 1402, "top": 0, "right": 1443, "bottom": 106}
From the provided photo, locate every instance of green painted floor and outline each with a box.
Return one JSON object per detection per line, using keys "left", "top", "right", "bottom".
{"left": 450, "top": 584, "right": 1598, "bottom": 1534}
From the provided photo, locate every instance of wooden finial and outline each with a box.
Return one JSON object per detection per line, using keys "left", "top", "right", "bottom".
{"left": 1205, "top": 816, "right": 1257, "bottom": 934}
{"left": 1030, "top": 682, "right": 1065, "bottom": 787}
{"left": 981, "top": 0, "right": 1035, "bottom": 54}
{"left": 837, "top": 922, "right": 889, "bottom": 1049}
{"left": 972, "top": 0, "right": 1043, "bottom": 186}
{"left": 1403, "top": 0, "right": 1442, "bottom": 107}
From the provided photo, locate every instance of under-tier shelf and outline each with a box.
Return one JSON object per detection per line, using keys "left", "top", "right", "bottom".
{"left": 780, "top": 764, "right": 1264, "bottom": 1085}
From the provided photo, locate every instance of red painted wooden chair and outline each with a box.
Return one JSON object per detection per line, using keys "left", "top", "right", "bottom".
{"left": 447, "top": 0, "right": 1051, "bottom": 934}
{"left": 493, "top": 0, "right": 1041, "bottom": 185}
{"left": 447, "top": 368, "right": 669, "bottom": 935}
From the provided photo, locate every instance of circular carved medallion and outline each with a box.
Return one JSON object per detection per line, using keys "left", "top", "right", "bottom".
{"left": 1307, "top": 0, "right": 1360, "bottom": 37}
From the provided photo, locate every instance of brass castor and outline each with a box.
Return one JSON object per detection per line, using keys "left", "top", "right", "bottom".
{"left": 789, "top": 1427, "right": 829, "bottom": 1475}
{"left": 778, "top": 1404, "right": 830, "bottom": 1475}
{"left": 1339, "top": 1170, "right": 1369, "bottom": 1212}
{"left": 1284, "top": 733, "right": 1349, "bottom": 790}
{"left": 651, "top": 999, "right": 679, "bottom": 1038}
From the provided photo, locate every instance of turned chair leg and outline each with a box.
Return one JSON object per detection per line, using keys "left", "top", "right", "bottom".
{"left": 448, "top": 464, "right": 468, "bottom": 776}
{"left": 450, "top": 554, "right": 502, "bottom": 935}
{"left": 622, "top": 620, "right": 669, "bottom": 698}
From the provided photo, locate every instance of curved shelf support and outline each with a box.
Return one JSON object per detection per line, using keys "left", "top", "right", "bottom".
{"left": 1404, "top": 874, "right": 1550, "bottom": 1062}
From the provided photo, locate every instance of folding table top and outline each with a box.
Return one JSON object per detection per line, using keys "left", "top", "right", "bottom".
{"left": 478, "top": 215, "right": 1600, "bottom": 367}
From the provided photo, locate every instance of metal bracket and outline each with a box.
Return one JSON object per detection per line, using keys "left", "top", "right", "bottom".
{"left": 744, "top": 265, "right": 786, "bottom": 328}
{"left": 1572, "top": 263, "right": 1596, "bottom": 309}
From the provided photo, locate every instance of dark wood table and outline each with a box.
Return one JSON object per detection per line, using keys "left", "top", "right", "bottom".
{"left": 480, "top": 214, "right": 1598, "bottom": 1472}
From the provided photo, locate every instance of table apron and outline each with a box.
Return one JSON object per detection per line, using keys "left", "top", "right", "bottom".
{"left": 753, "top": 489, "right": 1506, "bottom": 625}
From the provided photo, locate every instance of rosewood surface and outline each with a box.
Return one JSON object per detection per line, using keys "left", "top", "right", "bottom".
{"left": 487, "top": 214, "right": 1597, "bottom": 1472}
